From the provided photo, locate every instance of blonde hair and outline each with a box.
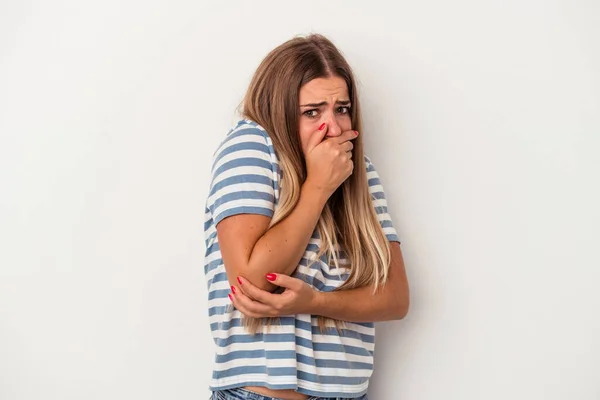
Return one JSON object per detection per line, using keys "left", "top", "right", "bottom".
{"left": 240, "top": 34, "right": 391, "bottom": 333}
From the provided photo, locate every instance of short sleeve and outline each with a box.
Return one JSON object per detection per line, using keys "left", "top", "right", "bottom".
{"left": 365, "top": 155, "right": 401, "bottom": 244}
{"left": 207, "top": 125, "right": 276, "bottom": 226}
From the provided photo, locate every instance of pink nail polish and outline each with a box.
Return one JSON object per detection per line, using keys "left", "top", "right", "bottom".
{"left": 319, "top": 123, "right": 326, "bottom": 130}
{"left": 266, "top": 273, "right": 277, "bottom": 281}
{"left": 237, "top": 277, "right": 243, "bottom": 285}
{"left": 231, "top": 286, "right": 236, "bottom": 294}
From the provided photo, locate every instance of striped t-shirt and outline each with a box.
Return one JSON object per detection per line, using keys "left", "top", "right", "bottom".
{"left": 203, "top": 119, "right": 401, "bottom": 398}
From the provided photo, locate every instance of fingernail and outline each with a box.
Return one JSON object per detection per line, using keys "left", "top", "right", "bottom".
{"left": 354, "top": 130, "right": 359, "bottom": 136}
{"left": 266, "top": 273, "right": 277, "bottom": 281}
{"left": 237, "top": 277, "right": 242, "bottom": 285}
{"left": 228, "top": 293, "right": 233, "bottom": 301}
{"left": 319, "top": 123, "right": 326, "bottom": 130}
{"left": 231, "top": 286, "right": 236, "bottom": 294}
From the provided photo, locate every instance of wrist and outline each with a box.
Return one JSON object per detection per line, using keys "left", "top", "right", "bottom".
{"left": 309, "top": 290, "right": 326, "bottom": 315}
{"left": 301, "top": 180, "right": 330, "bottom": 207}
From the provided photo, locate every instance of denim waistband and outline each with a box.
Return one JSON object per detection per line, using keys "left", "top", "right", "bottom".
{"left": 210, "top": 386, "right": 368, "bottom": 400}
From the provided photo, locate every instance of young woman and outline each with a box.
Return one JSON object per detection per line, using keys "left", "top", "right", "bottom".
{"left": 204, "top": 34, "right": 409, "bottom": 400}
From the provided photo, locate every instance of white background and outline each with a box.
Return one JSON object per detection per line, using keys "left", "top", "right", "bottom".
{"left": 1, "top": 1, "right": 599, "bottom": 399}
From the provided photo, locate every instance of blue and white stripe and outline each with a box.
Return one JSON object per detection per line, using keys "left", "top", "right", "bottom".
{"left": 204, "top": 119, "right": 400, "bottom": 398}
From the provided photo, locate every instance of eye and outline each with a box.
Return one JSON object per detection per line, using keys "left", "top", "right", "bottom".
{"left": 336, "top": 106, "right": 351, "bottom": 115}
{"left": 302, "top": 109, "right": 319, "bottom": 118}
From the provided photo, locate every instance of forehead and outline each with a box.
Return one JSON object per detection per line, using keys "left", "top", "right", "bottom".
{"left": 299, "top": 76, "right": 348, "bottom": 101}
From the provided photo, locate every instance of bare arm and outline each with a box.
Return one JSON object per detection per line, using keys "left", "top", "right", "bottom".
{"left": 232, "top": 241, "right": 410, "bottom": 323}
{"left": 217, "top": 126, "right": 357, "bottom": 293}
{"left": 218, "top": 183, "right": 328, "bottom": 292}
{"left": 311, "top": 241, "right": 409, "bottom": 322}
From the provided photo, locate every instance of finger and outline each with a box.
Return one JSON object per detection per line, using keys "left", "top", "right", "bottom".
{"left": 306, "top": 123, "right": 329, "bottom": 152}
{"left": 237, "top": 276, "right": 279, "bottom": 306}
{"left": 340, "top": 141, "right": 354, "bottom": 153}
{"left": 229, "top": 293, "right": 258, "bottom": 318}
{"left": 265, "top": 273, "right": 303, "bottom": 291}
{"left": 332, "top": 129, "right": 358, "bottom": 145}
{"left": 231, "top": 290, "right": 274, "bottom": 317}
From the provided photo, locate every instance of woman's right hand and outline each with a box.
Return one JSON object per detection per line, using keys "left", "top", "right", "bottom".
{"left": 304, "top": 124, "right": 357, "bottom": 197}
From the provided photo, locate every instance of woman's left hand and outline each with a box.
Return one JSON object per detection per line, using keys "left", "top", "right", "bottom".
{"left": 230, "top": 273, "right": 318, "bottom": 318}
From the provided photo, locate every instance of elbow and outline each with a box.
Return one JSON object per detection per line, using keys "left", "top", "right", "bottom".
{"left": 242, "top": 275, "right": 279, "bottom": 293}
{"left": 242, "top": 263, "right": 280, "bottom": 293}
{"left": 393, "top": 291, "right": 410, "bottom": 320}
{"left": 397, "top": 297, "right": 410, "bottom": 320}
{"left": 225, "top": 263, "right": 279, "bottom": 293}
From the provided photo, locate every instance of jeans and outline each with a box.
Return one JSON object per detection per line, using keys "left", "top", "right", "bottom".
{"left": 211, "top": 387, "right": 369, "bottom": 400}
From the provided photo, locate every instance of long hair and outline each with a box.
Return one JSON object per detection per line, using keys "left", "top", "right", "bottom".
{"left": 240, "top": 34, "right": 391, "bottom": 333}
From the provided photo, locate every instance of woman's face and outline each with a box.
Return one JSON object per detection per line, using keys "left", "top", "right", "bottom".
{"left": 298, "top": 76, "right": 352, "bottom": 155}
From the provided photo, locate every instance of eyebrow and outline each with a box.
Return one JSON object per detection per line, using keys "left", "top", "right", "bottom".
{"left": 299, "top": 100, "right": 351, "bottom": 107}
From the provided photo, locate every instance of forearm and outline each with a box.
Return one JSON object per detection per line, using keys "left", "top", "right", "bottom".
{"left": 312, "top": 275, "right": 409, "bottom": 322}
{"left": 311, "top": 241, "right": 408, "bottom": 322}
{"left": 245, "top": 183, "right": 328, "bottom": 289}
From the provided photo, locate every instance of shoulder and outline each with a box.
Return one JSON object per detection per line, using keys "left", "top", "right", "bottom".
{"left": 363, "top": 154, "right": 385, "bottom": 194}
{"left": 363, "top": 154, "right": 380, "bottom": 179}
{"left": 211, "top": 119, "right": 277, "bottom": 171}
{"left": 224, "top": 119, "right": 272, "bottom": 144}
{"left": 363, "top": 154, "right": 375, "bottom": 170}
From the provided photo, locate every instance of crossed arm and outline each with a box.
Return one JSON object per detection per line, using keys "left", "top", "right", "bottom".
{"left": 231, "top": 241, "right": 409, "bottom": 322}
{"left": 217, "top": 182, "right": 410, "bottom": 323}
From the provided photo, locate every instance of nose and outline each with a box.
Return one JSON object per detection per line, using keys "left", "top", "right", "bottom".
{"left": 324, "top": 111, "right": 342, "bottom": 137}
